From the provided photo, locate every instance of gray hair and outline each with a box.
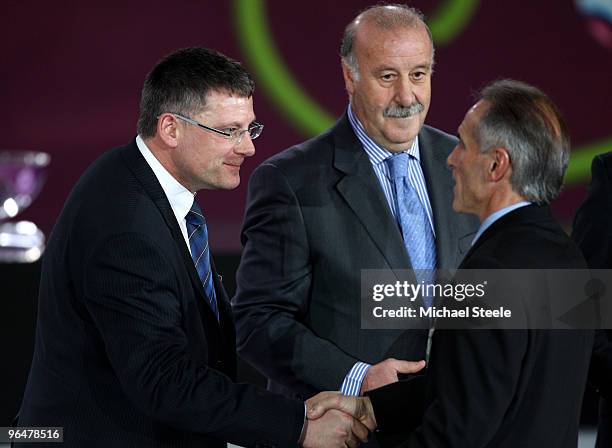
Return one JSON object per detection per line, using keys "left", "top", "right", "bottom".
{"left": 475, "top": 79, "right": 570, "bottom": 204}
{"left": 137, "top": 47, "right": 254, "bottom": 138}
{"left": 340, "top": 3, "right": 434, "bottom": 80}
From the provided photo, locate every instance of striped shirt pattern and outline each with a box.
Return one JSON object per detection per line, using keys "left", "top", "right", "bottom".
{"left": 339, "top": 106, "right": 436, "bottom": 396}
{"left": 347, "top": 105, "right": 435, "bottom": 235}
{"left": 339, "top": 362, "right": 370, "bottom": 396}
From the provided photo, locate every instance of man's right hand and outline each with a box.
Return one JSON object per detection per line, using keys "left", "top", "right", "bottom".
{"left": 301, "top": 407, "right": 370, "bottom": 448}
{"left": 307, "top": 392, "right": 376, "bottom": 431}
{"left": 361, "top": 358, "right": 425, "bottom": 394}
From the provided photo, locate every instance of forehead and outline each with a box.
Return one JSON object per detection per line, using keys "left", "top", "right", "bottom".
{"left": 199, "top": 90, "right": 254, "bottom": 121}
{"left": 460, "top": 100, "right": 489, "bottom": 135}
{"left": 354, "top": 23, "right": 432, "bottom": 68}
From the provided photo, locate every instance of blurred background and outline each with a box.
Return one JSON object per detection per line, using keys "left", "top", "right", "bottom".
{"left": 1, "top": 0, "right": 610, "bottom": 440}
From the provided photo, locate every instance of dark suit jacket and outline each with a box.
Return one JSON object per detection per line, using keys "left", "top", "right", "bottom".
{"left": 370, "top": 205, "right": 594, "bottom": 447}
{"left": 17, "top": 141, "right": 303, "bottom": 447}
{"left": 572, "top": 151, "right": 612, "bottom": 447}
{"left": 233, "top": 114, "right": 478, "bottom": 400}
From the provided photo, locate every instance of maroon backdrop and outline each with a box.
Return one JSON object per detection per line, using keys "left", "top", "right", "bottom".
{"left": 2, "top": 1, "right": 611, "bottom": 251}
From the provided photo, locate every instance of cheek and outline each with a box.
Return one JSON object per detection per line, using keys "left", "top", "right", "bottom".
{"left": 360, "top": 83, "right": 387, "bottom": 106}
{"left": 417, "top": 85, "right": 431, "bottom": 104}
{"left": 197, "top": 144, "right": 224, "bottom": 167}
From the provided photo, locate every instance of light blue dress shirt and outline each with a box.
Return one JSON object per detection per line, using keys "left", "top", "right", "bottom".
{"left": 472, "top": 201, "right": 532, "bottom": 246}
{"left": 340, "top": 106, "right": 435, "bottom": 396}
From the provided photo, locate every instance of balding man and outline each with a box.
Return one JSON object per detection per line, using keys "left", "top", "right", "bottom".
{"left": 311, "top": 79, "right": 595, "bottom": 447}
{"left": 233, "top": 2, "right": 478, "bottom": 428}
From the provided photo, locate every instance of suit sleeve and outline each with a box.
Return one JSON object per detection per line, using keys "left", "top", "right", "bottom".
{"left": 233, "top": 162, "right": 360, "bottom": 395}
{"left": 82, "top": 231, "right": 304, "bottom": 447}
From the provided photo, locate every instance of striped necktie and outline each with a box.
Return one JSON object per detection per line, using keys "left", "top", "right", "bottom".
{"left": 185, "top": 201, "right": 219, "bottom": 321}
{"left": 386, "top": 153, "right": 437, "bottom": 308}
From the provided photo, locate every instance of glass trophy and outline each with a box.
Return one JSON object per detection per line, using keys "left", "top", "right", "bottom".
{"left": 0, "top": 151, "right": 50, "bottom": 263}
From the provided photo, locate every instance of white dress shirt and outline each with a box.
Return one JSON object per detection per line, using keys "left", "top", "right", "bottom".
{"left": 136, "top": 135, "right": 195, "bottom": 253}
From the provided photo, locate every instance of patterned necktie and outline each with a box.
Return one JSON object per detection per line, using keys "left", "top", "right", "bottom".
{"left": 185, "top": 201, "right": 219, "bottom": 321}
{"left": 386, "top": 153, "right": 437, "bottom": 308}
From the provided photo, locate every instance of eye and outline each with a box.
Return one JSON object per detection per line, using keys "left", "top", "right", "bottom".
{"left": 221, "top": 127, "right": 238, "bottom": 135}
{"left": 411, "top": 71, "right": 427, "bottom": 81}
{"left": 380, "top": 72, "right": 396, "bottom": 82}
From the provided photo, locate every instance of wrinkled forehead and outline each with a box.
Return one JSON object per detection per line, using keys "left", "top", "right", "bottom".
{"left": 353, "top": 21, "right": 433, "bottom": 65}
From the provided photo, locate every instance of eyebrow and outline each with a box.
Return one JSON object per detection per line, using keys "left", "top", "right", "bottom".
{"left": 374, "top": 63, "right": 432, "bottom": 72}
{"left": 216, "top": 119, "right": 257, "bottom": 129}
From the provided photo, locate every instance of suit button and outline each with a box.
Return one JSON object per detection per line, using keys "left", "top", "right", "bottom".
{"left": 215, "top": 360, "right": 224, "bottom": 369}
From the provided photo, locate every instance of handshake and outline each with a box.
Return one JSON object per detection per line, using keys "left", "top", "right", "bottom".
{"left": 301, "top": 357, "right": 426, "bottom": 447}
{"left": 301, "top": 392, "right": 376, "bottom": 448}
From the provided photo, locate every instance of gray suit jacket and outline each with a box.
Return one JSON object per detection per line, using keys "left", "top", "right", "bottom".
{"left": 233, "top": 114, "right": 478, "bottom": 400}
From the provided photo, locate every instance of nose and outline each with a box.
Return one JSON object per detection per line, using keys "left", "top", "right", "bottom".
{"left": 447, "top": 145, "right": 459, "bottom": 169}
{"left": 235, "top": 134, "right": 256, "bottom": 158}
{"left": 394, "top": 75, "right": 416, "bottom": 106}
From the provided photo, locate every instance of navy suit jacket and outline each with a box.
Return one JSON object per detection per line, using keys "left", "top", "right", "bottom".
{"left": 233, "top": 114, "right": 478, "bottom": 402}
{"left": 370, "top": 205, "right": 594, "bottom": 447}
{"left": 17, "top": 141, "right": 303, "bottom": 447}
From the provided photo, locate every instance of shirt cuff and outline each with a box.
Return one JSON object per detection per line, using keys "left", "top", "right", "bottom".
{"left": 339, "top": 362, "right": 371, "bottom": 396}
{"left": 298, "top": 403, "right": 308, "bottom": 446}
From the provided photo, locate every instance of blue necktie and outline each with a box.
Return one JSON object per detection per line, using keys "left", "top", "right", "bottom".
{"left": 386, "top": 153, "right": 437, "bottom": 308}
{"left": 185, "top": 201, "right": 219, "bottom": 321}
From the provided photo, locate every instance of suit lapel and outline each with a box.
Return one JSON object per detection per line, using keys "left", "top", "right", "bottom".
{"left": 332, "top": 116, "right": 411, "bottom": 270}
{"left": 120, "top": 141, "right": 224, "bottom": 328}
{"left": 211, "top": 259, "right": 234, "bottom": 335}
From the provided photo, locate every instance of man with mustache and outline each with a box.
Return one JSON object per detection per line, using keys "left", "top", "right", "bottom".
{"left": 310, "top": 79, "right": 595, "bottom": 447}
{"left": 233, "top": 4, "right": 478, "bottom": 442}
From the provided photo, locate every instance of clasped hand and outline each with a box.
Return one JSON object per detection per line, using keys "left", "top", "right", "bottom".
{"left": 301, "top": 358, "right": 425, "bottom": 447}
{"left": 301, "top": 392, "right": 376, "bottom": 448}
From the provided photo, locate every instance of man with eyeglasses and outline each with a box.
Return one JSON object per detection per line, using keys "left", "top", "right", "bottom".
{"left": 17, "top": 47, "right": 373, "bottom": 447}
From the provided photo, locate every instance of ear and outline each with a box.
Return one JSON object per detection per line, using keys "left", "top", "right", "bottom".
{"left": 488, "top": 148, "right": 511, "bottom": 182}
{"left": 341, "top": 61, "right": 356, "bottom": 97}
{"left": 157, "top": 113, "right": 180, "bottom": 148}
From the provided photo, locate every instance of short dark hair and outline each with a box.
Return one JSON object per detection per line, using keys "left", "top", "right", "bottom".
{"left": 476, "top": 79, "right": 570, "bottom": 204}
{"left": 137, "top": 47, "right": 255, "bottom": 138}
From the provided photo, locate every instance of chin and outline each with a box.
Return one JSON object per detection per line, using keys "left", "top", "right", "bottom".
{"left": 199, "top": 175, "right": 240, "bottom": 191}
{"left": 221, "top": 176, "right": 241, "bottom": 191}
{"left": 388, "top": 127, "right": 420, "bottom": 144}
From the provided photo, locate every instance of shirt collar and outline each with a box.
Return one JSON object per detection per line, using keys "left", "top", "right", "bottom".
{"left": 472, "top": 201, "right": 532, "bottom": 246}
{"left": 136, "top": 135, "right": 195, "bottom": 221}
{"left": 347, "top": 103, "right": 420, "bottom": 165}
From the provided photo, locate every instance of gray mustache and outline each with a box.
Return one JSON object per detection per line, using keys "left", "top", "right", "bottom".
{"left": 383, "top": 103, "right": 425, "bottom": 118}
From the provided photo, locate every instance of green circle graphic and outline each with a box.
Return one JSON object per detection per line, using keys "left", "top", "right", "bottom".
{"left": 233, "top": 0, "right": 609, "bottom": 185}
{"left": 233, "top": 0, "right": 479, "bottom": 136}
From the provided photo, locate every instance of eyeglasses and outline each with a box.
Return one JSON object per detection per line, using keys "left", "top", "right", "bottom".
{"left": 170, "top": 113, "right": 264, "bottom": 145}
